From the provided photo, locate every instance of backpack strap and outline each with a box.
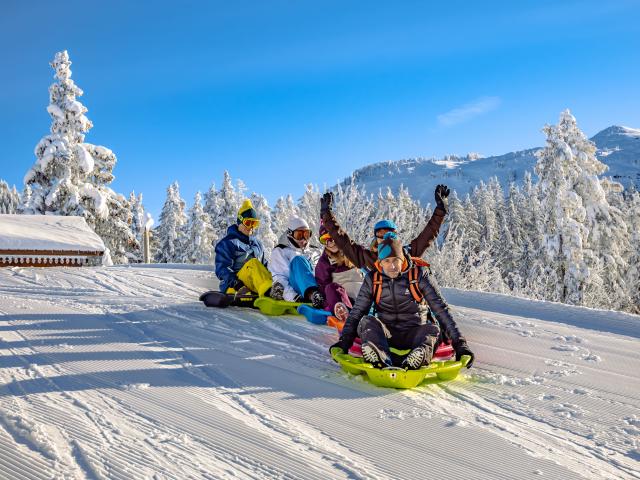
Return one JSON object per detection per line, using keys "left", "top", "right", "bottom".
{"left": 372, "top": 270, "right": 383, "bottom": 304}
{"left": 407, "top": 265, "right": 424, "bottom": 304}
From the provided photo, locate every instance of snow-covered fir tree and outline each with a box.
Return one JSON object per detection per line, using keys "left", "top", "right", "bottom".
{"left": 0, "top": 180, "right": 20, "bottom": 214}
{"left": 625, "top": 191, "right": 640, "bottom": 312}
{"left": 184, "top": 191, "right": 216, "bottom": 264}
{"left": 250, "top": 193, "right": 277, "bottom": 259}
{"left": 206, "top": 171, "right": 245, "bottom": 241}
{"left": 332, "top": 179, "right": 375, "bottom": 246}
{"left": 21, "top": 50, "right": 136, "bottom": 263}
{"left": 155, "top": 182, "right": 187, "bottom": 263}
{"left": 271, "top": 194, "right": 298, "bottom": 238}
{"left": 129, "top": 192, "right": 145, "bottom": 245}
{"left": 296, "top": 184, "right": 321, "bottom": 237}
{"left": 127, "top": 191, "right": 146, "bottom": 262}
{"left": 535, "top": 110, "right": 592, "bottom": 304}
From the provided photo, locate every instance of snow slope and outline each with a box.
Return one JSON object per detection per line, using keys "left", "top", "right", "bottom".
{"left": 0, "top": 265, "right": 638, "bottom": 479}
{"left": 342, "top": 125, "right": 640, "bottom": 206}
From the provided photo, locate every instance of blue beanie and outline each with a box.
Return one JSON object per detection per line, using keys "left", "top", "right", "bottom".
{"left": 377, "top": 231, "right": 403, "bottom": 260}
{"left": 374, "top": 219, "right": 397, "bottom": 233}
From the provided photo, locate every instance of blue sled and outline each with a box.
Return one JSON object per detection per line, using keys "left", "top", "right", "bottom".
{"left": 297, "top": 304, "right": 332, "bottom": 325}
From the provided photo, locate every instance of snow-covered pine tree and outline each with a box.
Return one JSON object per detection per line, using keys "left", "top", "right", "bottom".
{"left": 128, "top": 191, "right": 146, "bottom": 262}
{"left": 21, "top": 50, "right": 136, "bottom": 263}
{"left": 332, "top": 179, "right": 375, "bottom": 246}
{"left": 625, "top": 191, "right": 640, "bottom": 313}
{"left": 430, "top": 192, "right": 469, "bottom": 288}
{"left": 535, "top": 110, "right": 592, "bottom": 305}
{"left": 19, "top": 185, "right": 32, "bottom": 212}
{"left": 498, "top": 183, "right": 525, "bottom": 291}
{"left": 396, "top": 185, "right": 428, "bottom": 248}
{"left": 250, "top": 193, "right": 277, "bottom": 258}
{"left": 296, "top": 184, "right": 321, "bottom": 237}
{"left": 184, "top": 191, "right": 215, "bottom": 264}
{"left": 376, "top": 188, "right": 398, "bottom": 232}
{"left": 272, "top": 194, "right": 298, "bottom": 238}
{"left": 0, "top": 180, "right": 20, "bottom": 214}
{"left": 22, "top": 51, "right": 101, "bottom": 217}
{"left": 155, "top": 182, "right": 187, "bottom": 263}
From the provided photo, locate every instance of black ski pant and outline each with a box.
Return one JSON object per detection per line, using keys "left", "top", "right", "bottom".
{"left": 357, "top": 315, "right": 440, "bottom": 367}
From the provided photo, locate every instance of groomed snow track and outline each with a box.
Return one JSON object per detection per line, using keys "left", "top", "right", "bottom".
{"left": 0, "top": 265, "right": 638, "bottom": 479}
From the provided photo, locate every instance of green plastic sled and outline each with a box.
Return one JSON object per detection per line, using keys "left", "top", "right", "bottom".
{"left": 254, "top": 297, "right": 306, "bottom": 315}
{"left": 331, "top": 348, "right": 471, "bottom": 389}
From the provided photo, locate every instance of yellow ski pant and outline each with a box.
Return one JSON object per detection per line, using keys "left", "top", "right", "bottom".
{"left": 227, "top": 258, "right": 273, "bottom": 296}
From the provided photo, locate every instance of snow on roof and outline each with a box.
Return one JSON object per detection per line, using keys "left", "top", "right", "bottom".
{"left": 0, "top": 214, "right": 105, "bottom": 252}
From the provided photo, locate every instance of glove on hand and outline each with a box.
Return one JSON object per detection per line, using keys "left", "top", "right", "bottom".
{"left": 329, "top": 340, "right": 349, "bottom": 359}
{"left": 454, "top": 340, "right": 475, "bottom": 368}
{"left": 320, "top": 192, "right": 334, "bottom": 216}
{"left": 434, "top": 184, "right": 451, "bottom": 212}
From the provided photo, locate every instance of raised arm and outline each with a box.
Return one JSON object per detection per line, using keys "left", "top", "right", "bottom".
{"left": 409, "top": 185, "right": 449, "bottom": 257}
{"left": 320, "top": 192, "right": 377, "bottom": 270}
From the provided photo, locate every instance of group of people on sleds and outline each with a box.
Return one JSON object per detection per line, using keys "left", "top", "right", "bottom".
{"left": 213, "top": 185, "right": 475, "bottom": 371}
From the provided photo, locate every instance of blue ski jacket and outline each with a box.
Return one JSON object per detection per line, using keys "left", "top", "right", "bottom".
{"left": 214, "top": 225, "right": 267, "bottom": 293}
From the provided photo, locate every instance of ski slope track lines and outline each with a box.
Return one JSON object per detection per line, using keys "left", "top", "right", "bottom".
{"left": 0, "top": 264, "right": 638, "bottom": 479}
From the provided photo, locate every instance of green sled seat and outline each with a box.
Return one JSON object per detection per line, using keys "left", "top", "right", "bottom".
{"left": 254, "top": 297, "right": 307, "bottom": 316}
{"left": 331, "top": 347, "right": 471, "bottom": 389}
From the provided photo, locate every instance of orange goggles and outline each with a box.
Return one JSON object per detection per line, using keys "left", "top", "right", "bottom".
{"left": 241, "top": 218, "right": 260, "bottom": 229}
{"left": 291, "top": 229, "right": 311, "bottom": 240}
{"left": 319, "top": 233, "right": 334, "bottom": 245}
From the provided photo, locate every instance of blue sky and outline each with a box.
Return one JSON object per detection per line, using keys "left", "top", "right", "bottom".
{"left": 2, "top": 0, "right": 639, "bottom": 218}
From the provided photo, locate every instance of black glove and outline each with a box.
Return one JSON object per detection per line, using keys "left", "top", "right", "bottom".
{"left": 453, "top": 340, "right": 474, "bottom": 368}
{"left": 320, "top": 191, "right": 334, "bottom": 216}
{"left": 233, "top": 279, "right": 245, "bottom": 290}
{"left": 434, "top": 184, "right": 450, "bottom": 212}
{"left": 329, "top": 340, "right": 350, "bottom": 359}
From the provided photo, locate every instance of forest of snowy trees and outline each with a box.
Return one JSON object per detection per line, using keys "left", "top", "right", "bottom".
{"left": 1, "top": 52, "right": 638, "bottom": 314}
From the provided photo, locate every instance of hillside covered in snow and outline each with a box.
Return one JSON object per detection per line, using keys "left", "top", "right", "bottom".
{"left": 0, "top": 265, "right": 638, "bottom": 479}
{"left": 343, "top": 125, "right": 640, "bottom": 207}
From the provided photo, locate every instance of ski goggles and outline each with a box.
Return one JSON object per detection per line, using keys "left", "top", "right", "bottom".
{"left": 319, "top": 233, "right": 334, "bottom": 245}
{"left": 291, "top": 229, "right": 312, "bottom": 241}
{"left": 241, "top": 218, "right": 260, "bottom": 229}
{"left": 375, "top": 227, "right": 395, "bottom": 239}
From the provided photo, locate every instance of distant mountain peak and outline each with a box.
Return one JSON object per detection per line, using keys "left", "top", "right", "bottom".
{"left": 341, "top": 125, "right": 640, "bottom": 206}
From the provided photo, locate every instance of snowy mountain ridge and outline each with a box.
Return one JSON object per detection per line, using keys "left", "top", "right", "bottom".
{"left": 342, "top": 125, "right": 640, "bottom": 206}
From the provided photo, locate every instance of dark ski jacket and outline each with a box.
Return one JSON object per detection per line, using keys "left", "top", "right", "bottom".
{"left": 320, "top": 205, "right": 446, "bottom": 271}
{"left": 214, "top": 225, "right": 266, "bottom": 293}
{"left": 338, "top": 257, "right": 465, "bottom": 351}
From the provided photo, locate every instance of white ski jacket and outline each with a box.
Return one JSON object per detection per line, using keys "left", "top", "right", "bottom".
{"left": 269, "top": 233, "right": 321, "bottom": 302}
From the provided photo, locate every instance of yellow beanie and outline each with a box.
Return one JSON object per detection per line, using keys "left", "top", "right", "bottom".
{"left": 237, "top": 199, "right": 258, "bottom": 224}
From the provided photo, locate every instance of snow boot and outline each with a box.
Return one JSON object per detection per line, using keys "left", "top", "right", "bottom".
{"left": 402, "top": 346, "right": 430, "bottom": 370}
{"left": 270, "top": 282, "right": 285, "bottom": 301}
{"left": 361, "top": 341, "right": 392, "bottom": 368}
{"left": 333, "top": 302, "right": 349, "bottom": 322}
{"left": 310, "top": 290, "right": 325, "bottom": 309}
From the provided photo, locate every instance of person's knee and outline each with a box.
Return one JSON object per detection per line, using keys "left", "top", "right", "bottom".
{"left": 357, "top": 315, "right": 377, "bottom": 336}
{"left": 244, "top": 258, "right": 262, "bottom": 268}
{"left": 290, "top": 255, "right": 311, "bottom": 270}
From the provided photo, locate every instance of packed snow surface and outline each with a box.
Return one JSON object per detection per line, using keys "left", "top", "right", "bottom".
{"left": 0, "top": 215, "right": 105, "bottom": 252}
{"left": 0, "top": 264, "right": 638, "bottom": 479}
